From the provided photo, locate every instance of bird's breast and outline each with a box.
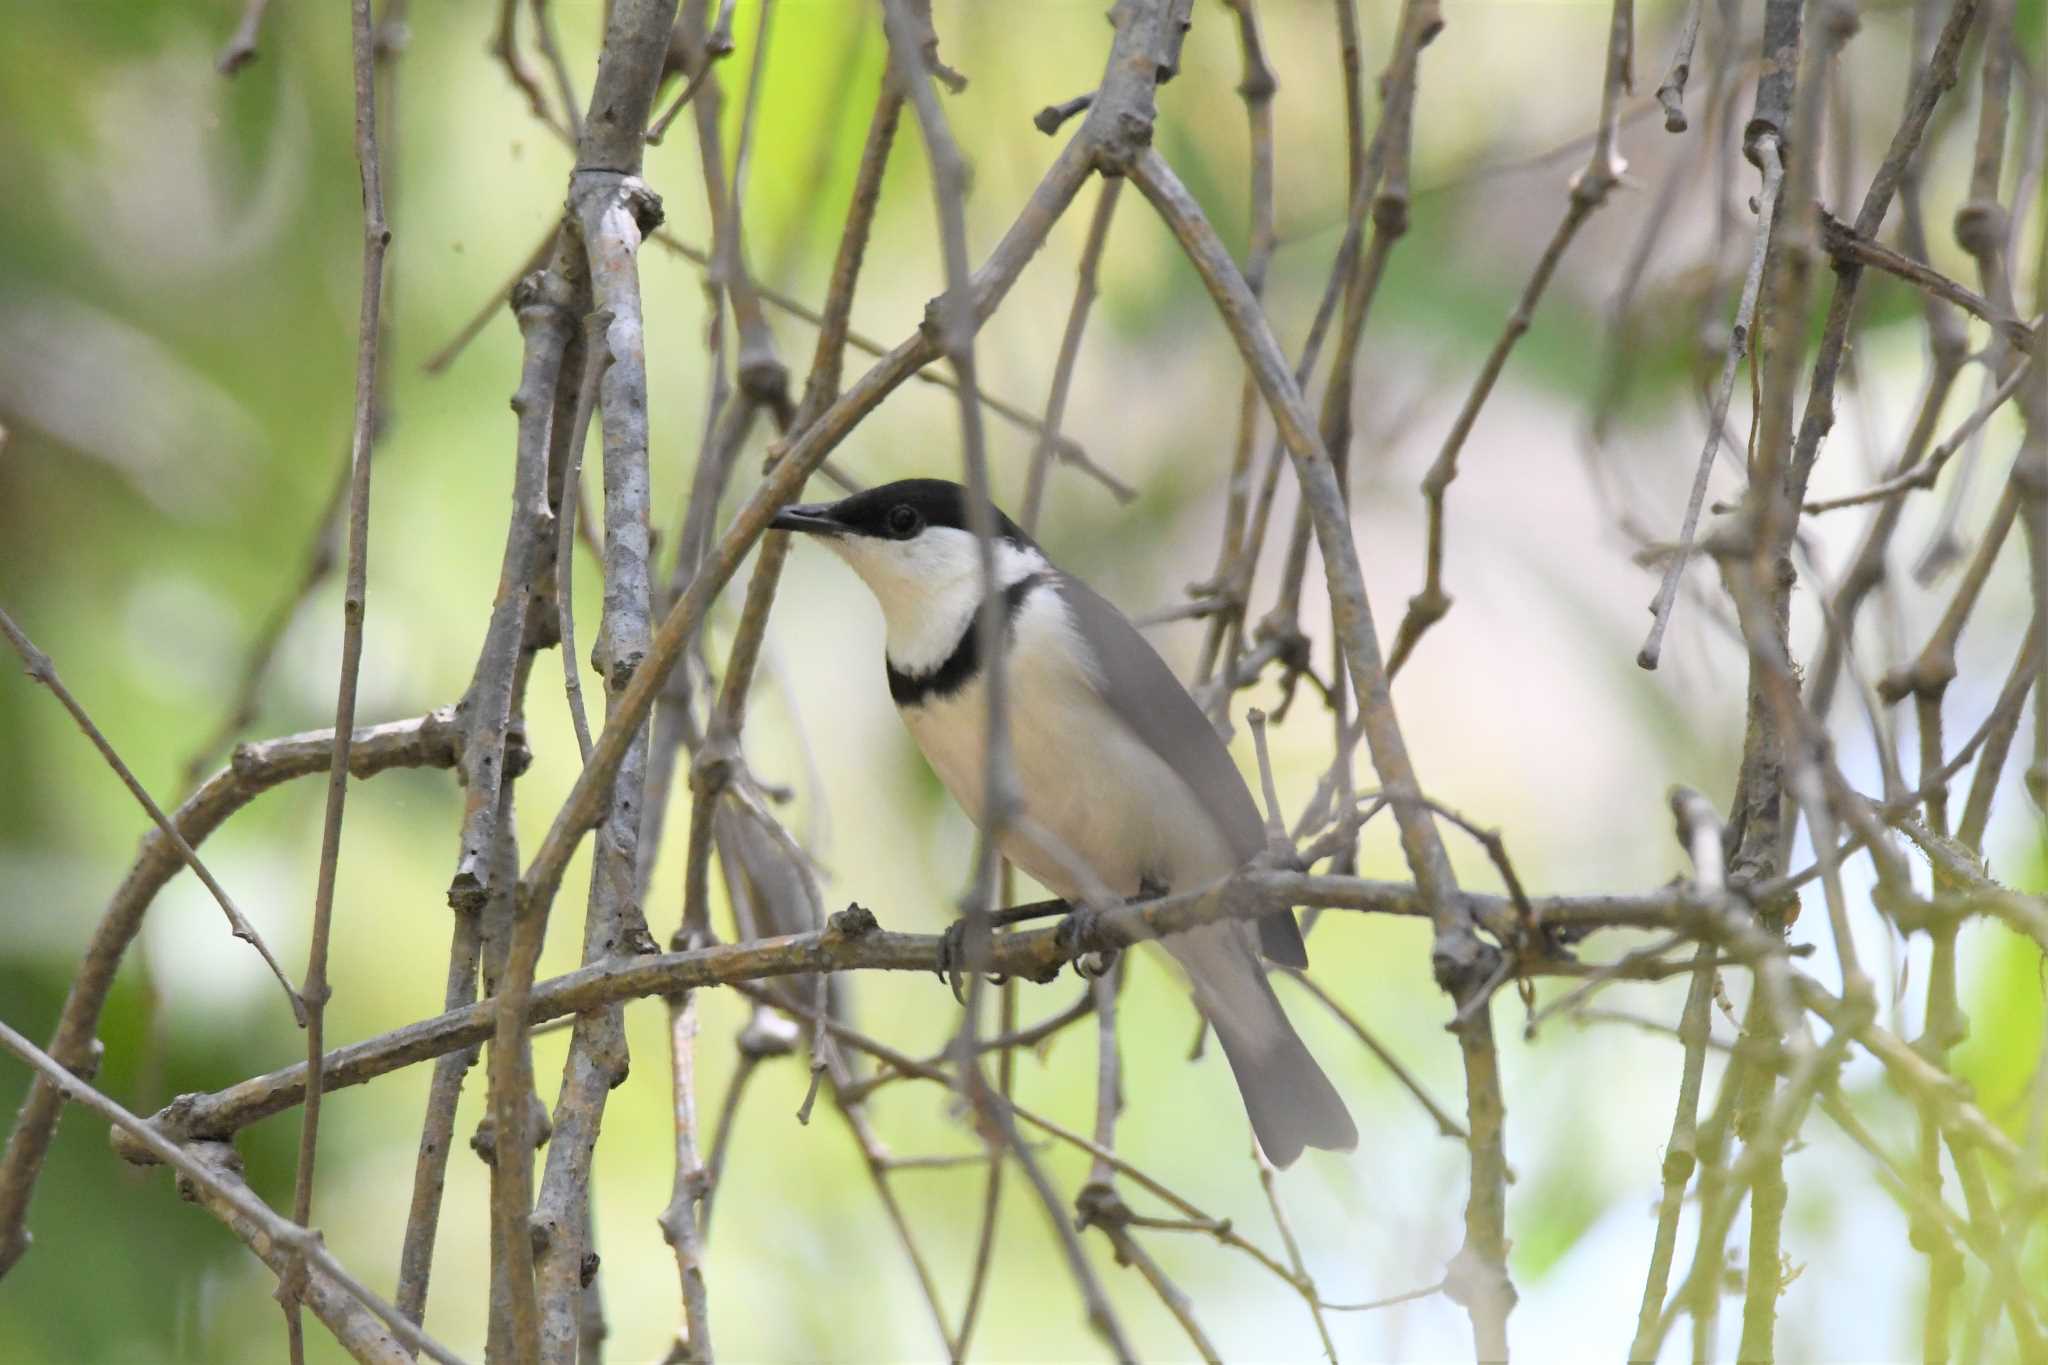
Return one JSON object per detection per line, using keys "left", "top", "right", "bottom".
{"left": 896, "top": 589, "right": 1236, "bottom": 903}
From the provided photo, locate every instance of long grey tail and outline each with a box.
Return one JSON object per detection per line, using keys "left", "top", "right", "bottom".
{"left": 1165, "top": 925, "right": 1357, "bottom": 1167}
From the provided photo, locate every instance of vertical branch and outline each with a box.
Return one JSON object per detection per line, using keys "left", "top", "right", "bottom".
{"left": 1020, "top": 176, "right": 1123, "bottom": 530}
{"left": 1911, "top": 909, "right": 1969, "bottom": 1358}
{"left": 1639, "top": 141, "right": 1785, "bottom": 669}
{"left": 1656, "top": 0, "right": 1703, "bottom": 130}
{"left": 1715, "top": 2, "right": 1835, "bottom": 1352}
{"left": 393, "top": 848, "right": 487, "bottom": 1334}
{"left": 464, "top": 243, "right": 593, "bottom": 1362}
{"left": 1945, "top": 0, "right": 2048, "bottom": 815}
{"left": 555, "top": 310, "right": 614, "bottom": 765}
{"left": 450, "top": 247, "right": 586, "bottom": 912}
{"left": 531, "top": 11, "right": 686, "bottom": 1360}
{"left": 1805, "top": 0, "right": 1975, "bottom": 717}
{"left": 657, "top": 990, "right": 713, "bottom": 1363}
{"left": 1956, "top": 620, "right": 2043, "bottom": 848}
{"left": 464, "top": 241, "right": 589, "bottom": 1363}
{"left": 217, "top": 0, "right": 276, "bottom": 76}
{"left": 639, "top": 0, "right": 804, "bottom": 927}
{"left": 1723, "top": 0, "right": 1817, "bottom": 897}
{"left": 793, "top": 82, "right": 905, "bottom": 437}
{"left": 493, "top": 0, "right": 560, "bottom": 133}
{"left": 1201, "top": 0, "right": 1277, "bottom": 673}
{"left": 1270, "top": 0, "right": 1435, "bottom": 643}
{"left": 1386, "top": 0, "right": 1632, "bottom": 677}
{"left": 1124, "top": 146, "right": 1501, "bottom": 1357}
{"left": 676, "top": 0, "right": 793, "bottom": 422}
{"left": 1771, "top": 0, "right": 1982, "bottom": 528}
{"left": 1627, "top": 790, "right": 1727, "bottom": 1360}
{"left": 1252, "top": 1144, "right": 1338, "bottom": 1364}
{"left": 285, "top": 0, "right": 390, "bottom": 1354}
{"left": 880, "top": 0, "right": 1010, "bottom": 947}
{"left": 952, "top": 971, "right": 1015, "bottom": 1361}
{"left": 530, "top": 0, "right": 582, "bottom": 142}
{"left": 656, "top": 70, "right": 910, "bottom": 1359}
{"left": 487, "top": 6, "right": 682, "bottom": 1362}
{"left": 1656, "top": 1027, "right": 1751, "bottom": 1357}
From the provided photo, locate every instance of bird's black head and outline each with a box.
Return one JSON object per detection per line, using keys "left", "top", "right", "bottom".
{"left": 769, "top": 479, "right": 1033, "bottom": 548}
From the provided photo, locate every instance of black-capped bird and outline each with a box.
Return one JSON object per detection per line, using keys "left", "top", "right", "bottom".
{"left": 774, "top": 479, "right": 1355, "bottom": 1166}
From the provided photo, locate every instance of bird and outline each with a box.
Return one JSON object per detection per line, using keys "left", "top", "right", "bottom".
{"left": 772, "top": 478, "right": 1356, "bottom": 1166}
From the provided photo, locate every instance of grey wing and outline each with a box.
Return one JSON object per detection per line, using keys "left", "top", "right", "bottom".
{"left": 1056, "top": 573, "right": 1309, "bottom": 968}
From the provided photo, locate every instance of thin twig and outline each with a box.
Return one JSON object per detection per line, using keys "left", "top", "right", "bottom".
{"left": 530, "top": 0, "right": 581, "bottom": 142}
{"left": 1805, "top": 340, "right": 2038, "bottom": 514}
{"left": 1125, "top": 141, "right": 1498, "bottom": 1351}
{"left": 0, "top": 1019, "right": 468, "bottom": 1365}
{"left": 556, "top": 309, "right": 612, "bottom": 763}
{"left": 1626, "top": 790, "right": 1728, "bottom": 1361}
{"left": 645, "top": 0, "right": 737, "bottom": 145}
{"left": 1819, "top": 211, "right": 2033, "bottom": 348}
{"left": 1253, "top": 1139, "right": 1339, "bottom": 1363}
{"left": 217, "top": 0, "right": 276, "bottom": 75}
{"left": 1388, "top": 0, "right": 1634, "bottom": 679}
{"left": 1655, "top": 0, "right": 1703, "bottom": 131}
{"left": 284, "top": 0, "right": 390, "bottom": 1351}
{"left": 1021, "top": 176, "right": 1123, "bottom": 529}
{"left": 0, "top": 607, "right": 305, "bottom": 1020}
{"left": 1639, "top": 137, "right": 1785, "bottom": 669}
{"left": 0, "top": 712, "right": 458, "bottom": 1281}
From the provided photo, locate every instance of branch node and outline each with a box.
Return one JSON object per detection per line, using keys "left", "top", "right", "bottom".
{"left": 826, "top": 904, "right": 879, "bottom": 941}
{"left": 1034, "top": 92, "right": 1095, "bottom": 136}
{"left": 1950, "top": 199, "right": 2007, "bottom": 259}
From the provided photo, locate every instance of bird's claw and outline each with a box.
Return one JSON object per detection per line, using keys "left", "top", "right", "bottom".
{"left": 936, "top": 920, "right": 969, "bottom": 1004}
{"left": 1055, "top": 907, "right": 1119, "bottom": 979}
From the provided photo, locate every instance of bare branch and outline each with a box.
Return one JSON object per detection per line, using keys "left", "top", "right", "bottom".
{"left": 1021, "top": 176, "right": 1123, "bottom": 530}
{"left": 0, "top": 1019, "right": 468, "bottom": 1365}
{"left": 284, "top": 1, "right": 392, "bottom": 1347}
{"left": 1639, "top": 136, "right": 1784, "bottom": 670}
{"left": 1387, "top": 0, "right": 1633, "bottom": 679}
{"left": 0, "top": 712, "right": 457, "bottom": 1281}
{"left": 1655, "top": 0, "right": 1703, "bottom": 131}
{"left": 0, "top": 606, "right": 304, "bottom": 1017}
{"left": 1819, "top": 211, "right": 2033, "bottom": 347}
{"left": 217, "top": 0, "right": 276, "bottom": 76}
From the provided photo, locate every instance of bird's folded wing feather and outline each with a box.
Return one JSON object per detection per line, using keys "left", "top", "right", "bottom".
{"left": 1055, "top": 573, "right": 1265, "bottom": 863}
{"left": 1056, "top": 573, "right": 1310, "bottom": 969}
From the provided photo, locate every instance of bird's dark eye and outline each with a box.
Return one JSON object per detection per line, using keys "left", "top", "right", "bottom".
{"left": 886, "top": 504, "right": 922, "bottom": 538}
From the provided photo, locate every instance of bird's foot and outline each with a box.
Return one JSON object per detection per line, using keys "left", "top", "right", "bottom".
{"left": 935, "top": 918, "right": 1016, "bottom": 1003}
{"left": 936, "top": 919, "right": 971, "bottom": 1004}
{"left": 1055, "top": 906, "right": 1120, "bottom": 979}
{"left": 1073, "top": 1180, "right": 1133, "bottom": 1233}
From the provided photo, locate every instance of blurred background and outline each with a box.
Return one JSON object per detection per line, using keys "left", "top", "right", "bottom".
{"left": 1, "top": 0, "right": 2042, "bottom": 1360}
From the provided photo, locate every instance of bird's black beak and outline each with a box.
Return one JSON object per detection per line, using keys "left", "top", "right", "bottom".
{"left": 769, "top": 501, "right": 844, "bottom": 536}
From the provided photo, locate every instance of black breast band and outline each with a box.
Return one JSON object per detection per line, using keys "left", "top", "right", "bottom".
{"left": 888, "top": 573, "right": 1048, "bottom": 707}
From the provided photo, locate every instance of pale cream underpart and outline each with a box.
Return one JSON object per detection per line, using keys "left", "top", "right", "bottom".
{"left": 824, "top": 527, "right": 1280, "bottom": 1050}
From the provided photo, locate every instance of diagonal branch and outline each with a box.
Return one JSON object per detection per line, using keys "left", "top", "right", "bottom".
{"left": 0, "top": 607, "right": 304, "bottom": 1018}
{"left": 1123, "top": 145, "right": 1506, "bottom": 1353}
{"left": 0, "top": 1018, "right": 468, "bottom": 1365}
{"left": 1387, "top": 0, "right": 1634, "bottom": 679}
{"left": 0, "top": 712, "right": 458, "bottom": 1283}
